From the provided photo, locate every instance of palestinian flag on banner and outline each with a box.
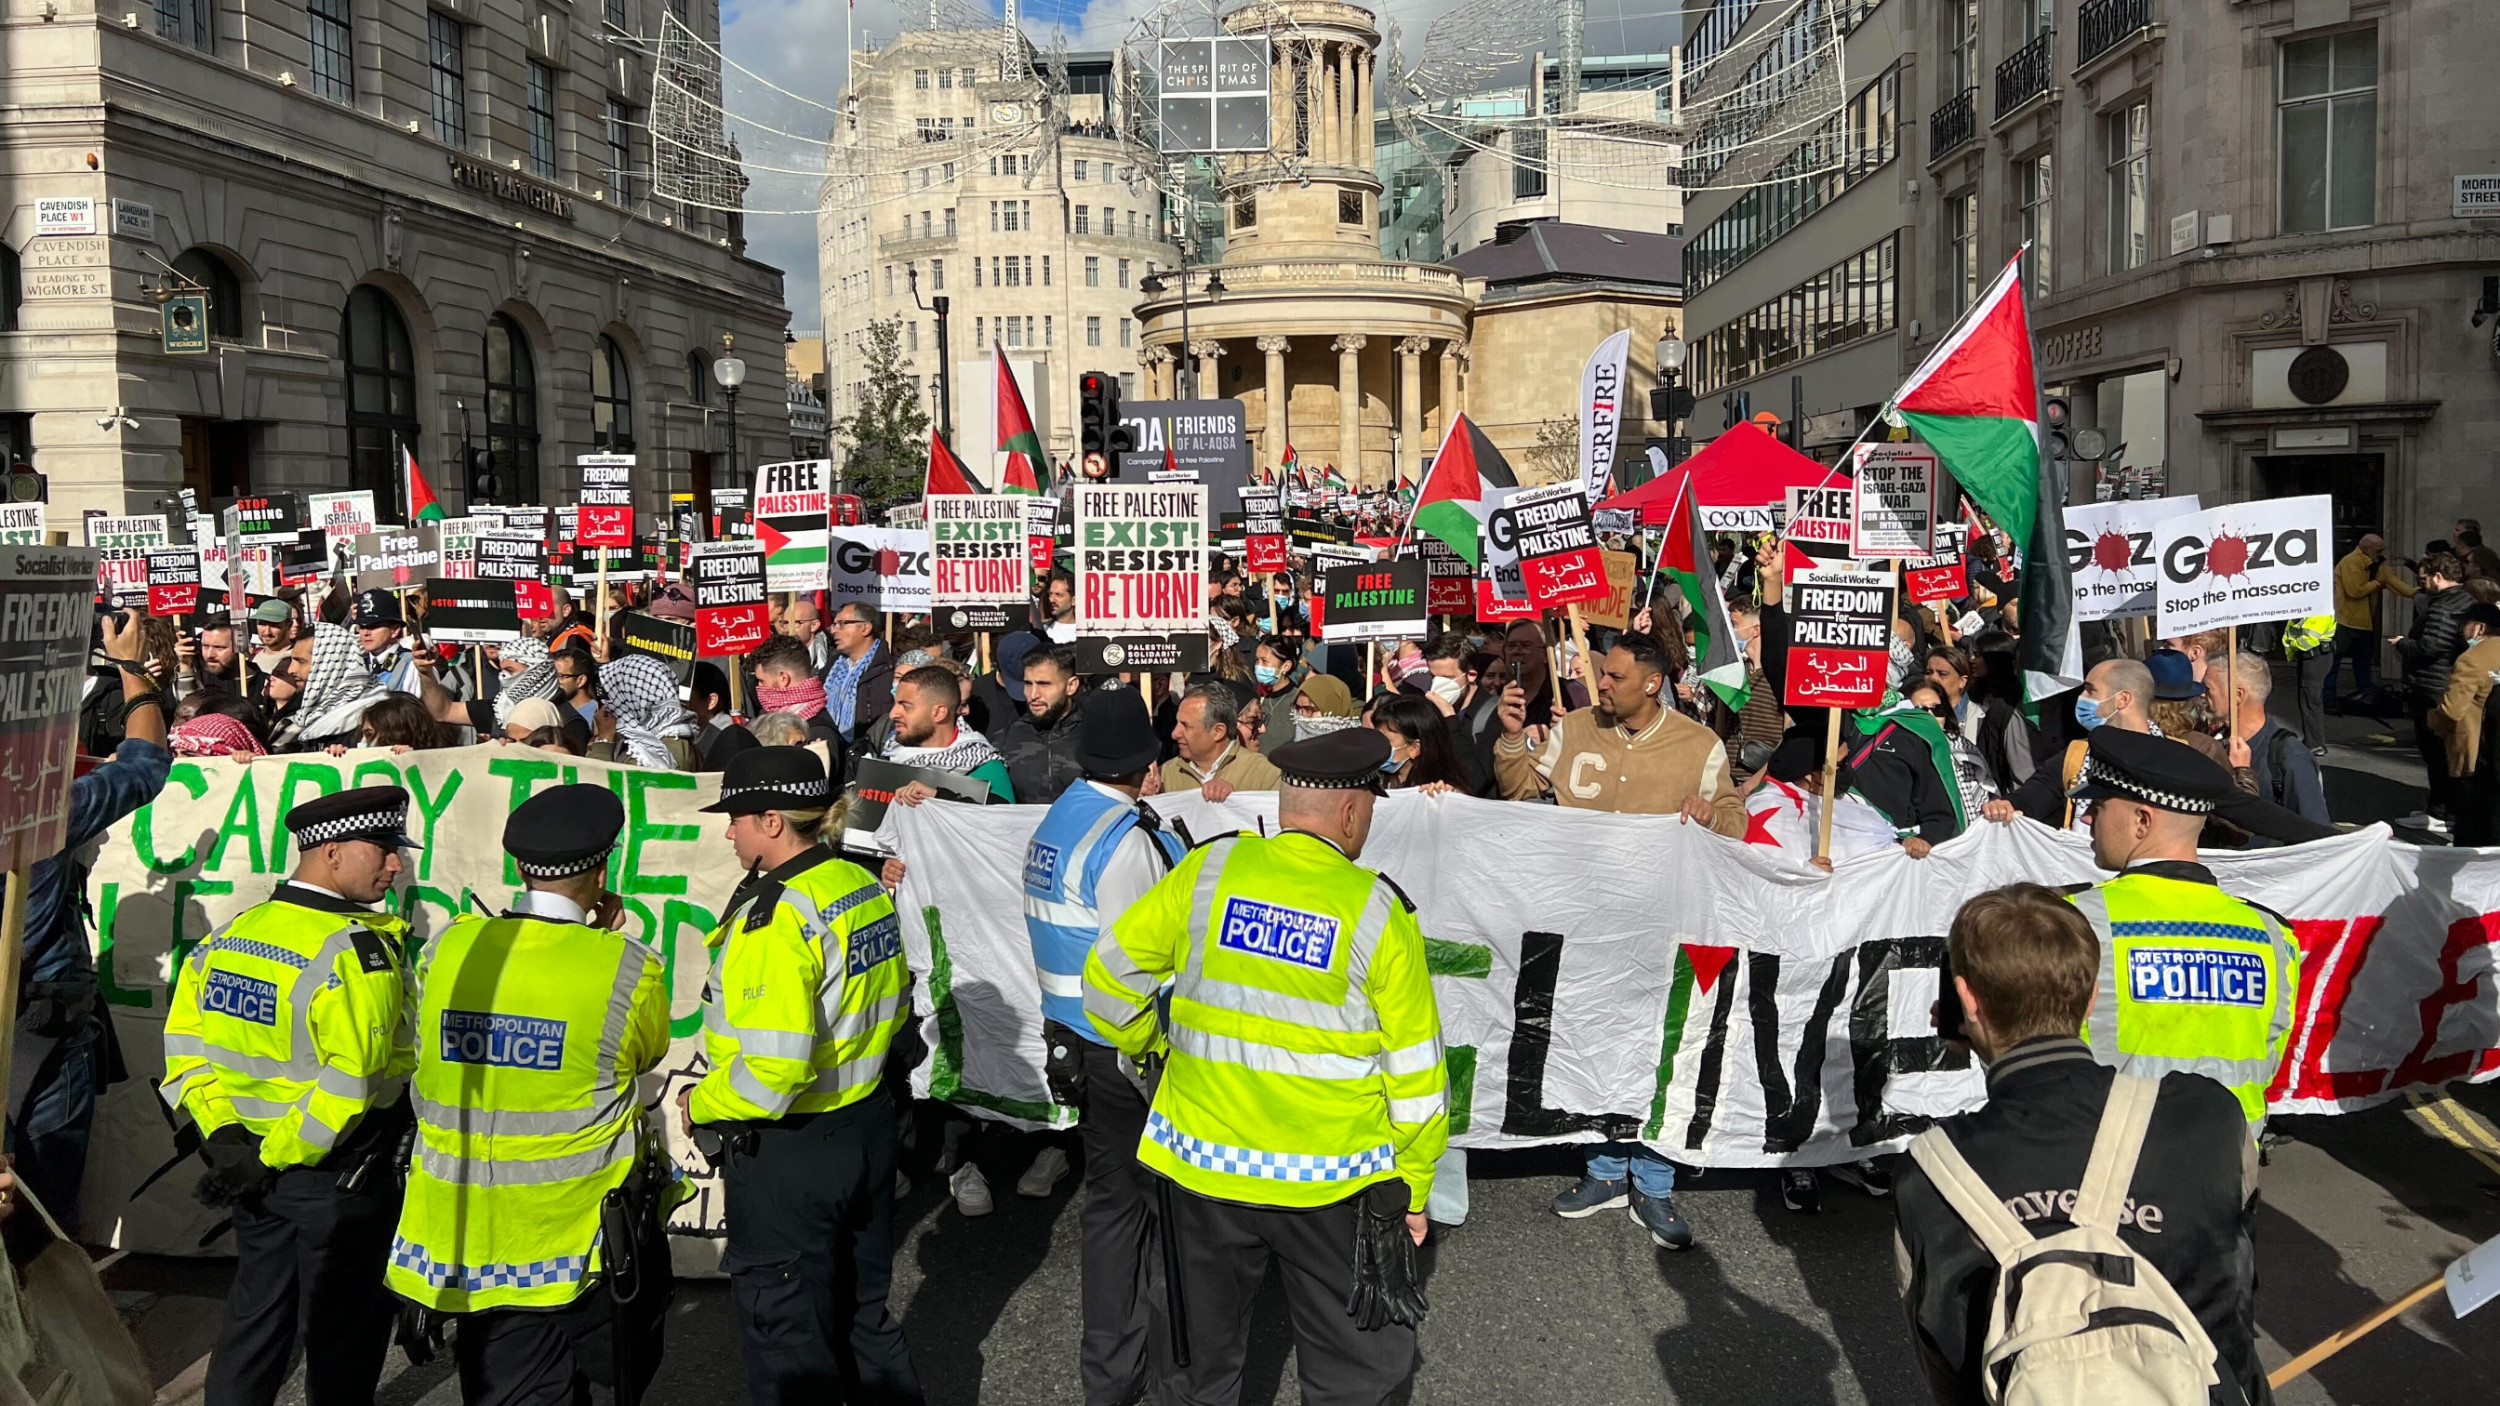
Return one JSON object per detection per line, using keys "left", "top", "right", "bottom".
{"left": 1408, "top": 413, "right": 1517, "bottom": 569}
{"left": 403, "top": 443, "right": 445, "bottom": 522}
{"left": 994, "top": 348, "right": 1047, "bottom": 494}
{"left": 925, "top": 429, "right": 985, "bottom": 497}
{"left": 1887, "top": 249, "right": 2079, "bottom": 699}
{"left": 1658, "top": 469, "right": 1749, "bottom": 709}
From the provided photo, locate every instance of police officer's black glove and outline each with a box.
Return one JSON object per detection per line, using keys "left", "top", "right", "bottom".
{"left": 1344, "top": 1181, "right": 1427, "bottom": 1331}
{"left": 393, "top": 1299, "right": 448, "bottom": 1367}
{"left": 1042, "top": 1020, "right": 1091, "bottom": 1108}
{"left": 194, "top": 1125, "right": 279, "bottom": 1209}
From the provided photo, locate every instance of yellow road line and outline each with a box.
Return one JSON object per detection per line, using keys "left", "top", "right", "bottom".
{"left": 2405, "top": 1091, "right": 2500, "bottom": 1177}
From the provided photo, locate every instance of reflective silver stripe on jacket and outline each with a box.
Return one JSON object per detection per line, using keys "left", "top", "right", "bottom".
{"left": 1174, "top": 838, "right": 1392, "bottom": 1035}
{"left": 420, "top": 1134, "right": 633, "bottom": 1187}
{"left": 2072, "top": 884, "right": 2292, "bottom": 1110}
{"left": 1168, "top": 1024, "right": 1376, "bottom": 1082}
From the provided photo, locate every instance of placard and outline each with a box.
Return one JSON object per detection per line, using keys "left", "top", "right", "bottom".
{"left": 421, "top": 578, "right": 522, "bottom": 644}
{"left": 1491, "top": 483, "right": 1610, "bottom": 610}
{"left": 1783, "top": 566, "right": 1895, "bottom": 709}
{"left": 86, "top": 513, "right": 166, "bottom": 605}
{"left": 308, "top": 490, "right": 378, "bottom": 571}
{"left": 1073, "top": 482, "right": 1206, "bottom": 641}
{"left": 1025, "top": 496, "right": 1059, "bottom": 573}
{"left": 828, "top": 527, "right": 931, "bottom": 614}
{"left": 0, "top": 545, "right": 103, "bottom": 873}
{"left": 841, "top": 756, "right": 993, "bottom": 853}
{"left": 474, "top": 531, "right": 554, "bottom": 619}
{"left": 1903, "top": 552, "right": 1969, "bottom": 604}
{"left": 1406, "top": 534, "right": 1474, "bottom": 616}
{"left": 1316, "top": 560, "right": 1427, "bottom": 642}
{"left": 350, "top": 526, "right": 441, "bottom": 592}
{"left": 691, "top": 540, "right": 769, "bottom": 656}
{"left": 222, "top": 493, "right": 307, "bottom": 547}
{"left": 1576, "top": 550, "right": 1642, "bottom": 631}
{"left": 0, "top": 503, "right": 45, "bottom": 546}
{"left": 1849, "top": 444, "right": 1935, "bottom": 558}
{"left": 755, "top": 459, "right": 831, "bottom": 591}
{"left": 2064, "top": 495, "right": 2200, "bottom": 622}
{"left": 1475, "top": 577, "right": 1540, "bottom": 624}
{"left": 614, "top": 611, "right": 697, "bottom": 683}
{"left": 929, "top": 494, "right": 1029, "bottom": 607}
{"left": 1783, "top": 484, "right": 1856, "bottom": 560}
{"left": 1240, "top": 486, "right": 1287, "bottom": 572}
{"left": 145, "top": 545, "right": 201, "bottom": 615}
{"left": 577, "top": 454, "right": 636, "bottom": 548}
{"left": 1067, "top": 636, "right": 1214, "bottom": 674}
{"left": 2152, "top": 494, "right": 2334, "bottom": 635}
{"left": 435, "top": 515, "right": 480, "bottom": 579}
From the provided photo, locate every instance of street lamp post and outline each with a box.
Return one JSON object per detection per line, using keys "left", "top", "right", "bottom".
{"left": 908, "top": 266, "right": 953, "bottom": 443}
{"left": 714, "top": 335, "right": 748, "bottom": 500}
{"left": 1651, "top": 332, "right": 1693, "bottom": 468}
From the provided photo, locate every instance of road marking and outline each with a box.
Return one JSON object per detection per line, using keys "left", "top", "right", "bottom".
{"left": 2405, "top": 1091, "right": 2500, "bottom": 1177}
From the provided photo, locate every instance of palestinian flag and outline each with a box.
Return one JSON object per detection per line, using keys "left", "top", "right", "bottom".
{"left": 994, "top": 348, "right": 1047, "bottom": 494}
{"left": 1280, "top": 443, "right": 1299, "bottom": 486}
{"left": 1164, "top": 442, "right": 1181, "bottom": 476}
{"left": 1321, "top": 462, "right": 1348, "bottom": 492}
{"left": 925, "top": 429, "right": 984, "bottom": 497}
{"left": 1659, "top": 469, "right": 1749, "bottom": 709}
{"left": 1851, "top": 696, "right": 1967, "bottom": 836}
{"left": 1887, "top": 250, "right": 2079, "bottom": 697}
{"left": 403, "top": 443, "right": 445, "bottom": 522}
{"left": 1408, "top": 413, "right": 1517, "bottom": 569}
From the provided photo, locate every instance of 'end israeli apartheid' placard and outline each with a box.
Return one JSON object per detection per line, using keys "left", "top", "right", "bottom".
{"left": 2152, "top": 494, "right": 2333, "bottom": 635}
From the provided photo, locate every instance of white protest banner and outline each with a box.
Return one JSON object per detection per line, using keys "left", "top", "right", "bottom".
{"left": 72, "top": 759, "right": 2500, "bottom": 1254}
{"left": 1578, "top": 329, "right": 1631, "bottom": 504}
{"left": 928, "top": 494, "right": 1029, "bottom": 617}
{"left": 0, "top": 502, "right": 47, "bottom": 545}
{"left": 1073, "top": 481, "right": 1205, "bottom": 636}
{"left": 828, "top": 526, "right": 930, "bottom": 614}
{"left": 87, "top": 513, "right": 167, "bottom": 605}
{"left": 435, "top": 515, "right": 481, "bottom": 579}
{"left": 1783, "top": 484, "right": 1855, "bottom": 561}
{"left": 2063, "top": 495, "right": 2199, "bottom": 622}
{"left": 2153, "top": 494, "right": 2334, "bottom": 635}
{"left": 754, "top": 459, "right": 831, "bottom": 591}
{"left": 1849, "top": 443, "right": 1935, "bottom": 558}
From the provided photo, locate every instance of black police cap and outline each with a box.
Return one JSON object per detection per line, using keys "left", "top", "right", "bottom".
{"left": 286, "top": 785, "right": 422, "bottom": 849}
{"left": 1273, "top": 727, "right": 1392, "bottom": 792}
{"left": 701, "top": 746, "right": 831, "bottom": 815}
{"left": 2068, "top": 726, "right": 2236, "bottom": 815}
{"left": 506, "top": 784, "right": 624, "bottom": 879}
{"left": 1077, "top": 685, "right": 1160, "bottom": 777}
{"left": 352, "top": 589, "right": 403, "bottom": 627}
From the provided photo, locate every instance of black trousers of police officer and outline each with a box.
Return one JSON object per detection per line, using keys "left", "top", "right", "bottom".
{"left": 205, "top": 1165, "right": 401, "bottom": 1406}
{"left": 1153, "top": 1180, "right": 1420, "bottom": 1406}
{"left": 719, "top": 1089, "right": 923, "bottom": 1405}
{"left": 1074, "top": 1041, "right": 1156, "bottom": 1406}
{"left": 449, "top": 1184, "right": 674, "bottom": 1406}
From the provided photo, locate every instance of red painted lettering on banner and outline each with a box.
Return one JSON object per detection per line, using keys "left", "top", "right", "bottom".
{"left": 2269, "top": 915, "right": 2389, "bottom": 1104}
{"left": 2390, "top": 911, "right": 2500, "bottom": 1090}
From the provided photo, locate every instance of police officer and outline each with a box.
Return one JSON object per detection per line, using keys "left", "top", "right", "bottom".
{"left": 680, "top": 748, "right": 924, "bottom": 1405}
{"left": 161, "top": 786, "right": 419, "bottom": 1406}
{"left": 1083, "top": 728, "right": 1448, "bottom": 1406}
{"left": 2061, "top": 727, "right": 2301, "bottom": 1127}
{"left": 387, "top": 784, "right": 676, "bottom": 1406}
{"left": 1022, "top": 687, "right": 1182, "bottom": 1406}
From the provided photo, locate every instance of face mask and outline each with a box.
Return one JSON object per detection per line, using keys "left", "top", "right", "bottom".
{"left": 1212, "top": 619, "right": 1238, "bottom": 646}
{"left": 2074, "top": 694, "right": 2110, "bottom": 731}
{"left": 1428, "top": 675, "right": 1465, "bottom": 704}
{"left": 1379, "top": 753, "right": 1406, "bottom": 774}
{"left": 1255, "top": 664, "right": 1281, "bottom": 685}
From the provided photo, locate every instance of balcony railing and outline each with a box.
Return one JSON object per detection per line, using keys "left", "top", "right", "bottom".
{"left": 1929, "top": 88, "right": 1977, "bottom": 163}
{"left": 1996, "top": 30, "right": 2055, "bottom": 118}
{"left": 2078, "top": 0, "right": 2153, "bottom": 69}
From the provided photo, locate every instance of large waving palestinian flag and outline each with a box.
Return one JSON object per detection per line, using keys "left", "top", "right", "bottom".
{"left": 1658, "top": 469, "right": 1749, "bottom": 709}
{"left": 1888, "top": 252, "right": 2080, "bottom": 695}
{"left": 925, "top": 428, "right": 984, "bottom": 497}
{"left": 1408, "top": 414, "right": 1517, "bottom": 569}
{"left": 994, "top": 348, "right": 1047, "bottom": 495}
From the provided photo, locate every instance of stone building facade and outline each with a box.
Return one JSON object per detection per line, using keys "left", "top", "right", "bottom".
{"left": 0, "top": 0, "right": 789, "bottom": 524}
{"left": 1679, "top": 0, "right": 2500, "bottom": 552}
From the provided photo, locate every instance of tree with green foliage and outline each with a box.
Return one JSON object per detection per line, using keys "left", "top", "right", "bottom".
{"left": 833, "top": 316, "right": 930, "bottom": 512}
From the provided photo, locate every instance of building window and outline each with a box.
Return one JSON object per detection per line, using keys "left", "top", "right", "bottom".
{"left": 1512, "top": 128, "right": 1546, "bottom": 199}
{"left": 915, "top": 69, "right": 930, "bottom": 89}
{"left": 1118, "top": 317, "right": 1132, "bottom": 348}
{"left": 686, "top": 350, "right": 708, "bottom": 405}
{"left": 526, "top": 63, "right": 558, "bottom": 178}
{"left": 484, "top": 315, "right": 539, "bottom": 502}
{"left": 1117, "top": 258, "right": 1130, "bottom": 289}
{"left": 1044, "top": 316, "right": 1052, "bottom": 346}
{"left": 1120, "top": 372, "right": 1135, "bottom": 398}
{"left": 156, "top": 0, "right": 210, "bottom": 50}
{"left": 938, "top": 67, "right": 953, "bottom": 89}
{"left": 1074, "top": 159, "right": 1088, "bottom": 181}
{"left": 1006, "top": 318, "right": 1021, "bottom": 348}
{"left": 974, "top": 317, "right": 985, "bottom": 347}
{"left": 0, "top": 244, "right": 18, "bottom": 333}
{"left": 1340, "top": 190, "right": 1364, "bottom": 224}
{"left": 1946, "top": 0, "right": 1979, "bottom": 95}
{"left": 1690, "top": 233, "right": 1897, "bottom": 395}
{"left": 961, "top": 67, "right": 975, "bottom": 86}
{"left": 306, "top": 0, "right": 354, "bottom": 103}
{"left": 2018, "top": 154, "right": 2053, "bottom": 298}
{"left": 943, "top": 207, "right": 956, "bottom": 237}
{"left": 1075, "top": 206, "right": 1090, "bottom": 235}
{"left": 173, "top": 248, "right": 244, "bottom": 340}
{"left": 2104, "top": 100, "right": 2150, "bottom": 273}
{"left": 1947, "top": 190, "right": 1978, "bottom": 313}
{"left": 931, "top": 258, "right": 944, "bottom": 290}
{"left": 342, "top": 286, "right": 418, "bottom": 500}
{"left": 604, "top": 0, "right": 624, "bottom": 27}
{"left": 2279, "top": 29, "right": 2376, "bottom": 234}
{"left": 592, "top": 334, "right": 634, "bottom": 451}
{"left": 605, "top": 101, "right": 633, "bottom": 203}
{"left": 1126, "top": 210, "right": 1139, "bottom": 238}
{"left": 1232, "top": 195, "right": 1256, "bottom": 228}
{"left": 943, "top": 161, "right": 955, "bottom": 182}
{"left": 428, "top": 12, "right": 466, "bottom": 147}
{"left": 907, "top": 322, "right": 918, "bottom": 352}
{"left": 1684, "top": 65, "right": 1899, "bottom": 295}
{"left": 1084, "top": 255, "right": 1100, "bottom": 286}
{"left": 1042, "top": 255, "right": 1050, "bottom": 286}
{"left": 1087, "top": 315, "right": 1102, "bottom": 347}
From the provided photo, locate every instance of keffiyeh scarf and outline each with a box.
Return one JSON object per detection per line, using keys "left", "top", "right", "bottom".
{"left": 277, "top": 623, "right": 385, "bottom": 747}
{"left": 498, "top": 638, "right": 549, "bottom": 673}
{"left": 600, "top": 655, "right": 698, "bottom": 768}
{"left": 883, "top": 726, "right": 1001, "bottom": 778}
{"left": 492, "top": 663, "right": 563, "bottom": 730}
{"left": 170, "top": 712, "right": 266, "bottom": 758}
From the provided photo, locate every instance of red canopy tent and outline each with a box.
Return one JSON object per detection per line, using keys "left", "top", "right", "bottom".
{"left": 1595, "top": 422, "right": 1845, "bottom": 530}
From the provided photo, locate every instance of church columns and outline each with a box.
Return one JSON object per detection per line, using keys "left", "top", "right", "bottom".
{"left": 1397, "top": 336, "right": 1427, "bottom": 476}
{"left": 1439, "top": 338, "right": 1467, "bottom": 424}
{"left": 1145, "top": 346, "right": 1174, "bottom": 399}
{"left": 1333, "top": 333, "right": 1365, "bottom": 487}
{"left": 1258, "top": 335, "right": 1290, "bottom": 472}
{"left": 1190, "top": 339, "right": 1224, "bottom": 400}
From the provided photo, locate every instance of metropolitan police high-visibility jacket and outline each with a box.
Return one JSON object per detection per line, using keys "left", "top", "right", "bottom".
{"left": 387, "top": 901, "right": 671, "bottom": 1313}
{"left": 1083, "top": 830, "right": 1449, "bottom": 1211}
{"left": 2063, "top": 861, "right": 2300, "bottom": 1126}
{"left": 690, "top": 846, "right": 911, "bottom": 1124}
{"left": 161, "top": 884, "right": 414, "bottom": 1170}
{"left": 1024, "top": 781, "right": 1183, "bottom": 1042}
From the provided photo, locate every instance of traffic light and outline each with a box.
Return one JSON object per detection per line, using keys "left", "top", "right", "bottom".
{"left": 1080, "top": 370, "right": 1135, "bottom": 459}
{"left": 463, "top": 440, "right": 496, "bottom": 503}
{"left": 6, "top": 460, "right": 47, "bottom": 504}
{"left": 1650, "top": 385, "right": 1696, "bottom": 425}
{"left": 2042, "top": 395, "right": 2073, "bottom": 460}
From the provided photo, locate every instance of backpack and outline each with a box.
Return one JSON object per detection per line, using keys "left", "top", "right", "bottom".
{"left": 1908, "top": 1074, "right": 2221, "bottom": 1406}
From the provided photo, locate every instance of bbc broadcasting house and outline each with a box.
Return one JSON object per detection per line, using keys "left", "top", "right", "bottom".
{"left": 1, "top": 0, "right": 791, "bottom": 525}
